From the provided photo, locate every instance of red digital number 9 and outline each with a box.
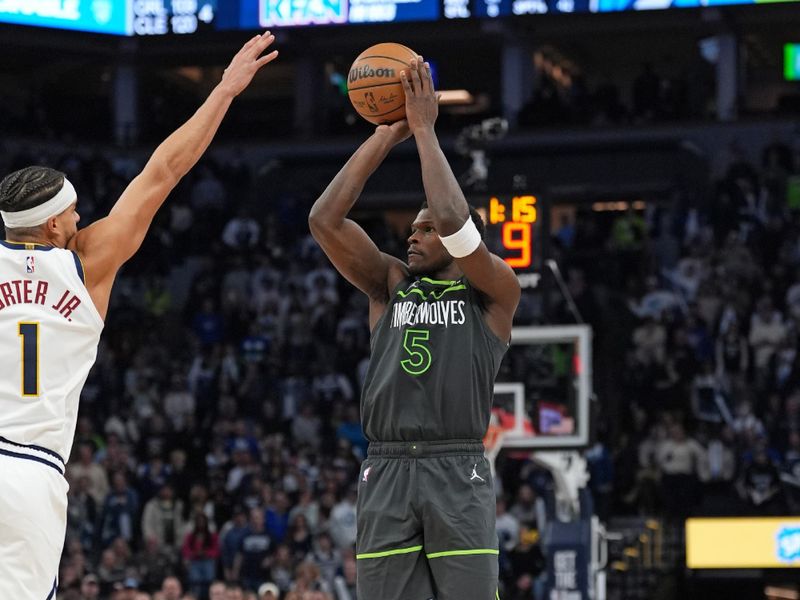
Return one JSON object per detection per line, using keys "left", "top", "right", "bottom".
{"left": 502, "top": 222, "right": 531, "bottom": 269}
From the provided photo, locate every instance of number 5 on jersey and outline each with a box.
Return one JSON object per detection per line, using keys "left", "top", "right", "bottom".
{"left": 401, "top": 328, "right": 432, "bottom": 376}
{"left": 18, "top": 322, "right": 40, "bottom": 397}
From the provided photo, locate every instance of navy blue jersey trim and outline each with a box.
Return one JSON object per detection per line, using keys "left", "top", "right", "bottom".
{"left": 45, "top": 578, "right": 57, "bottom": 600}
{"left": 0, "top": 435, "right": 65, "bottom": 464}
{"left": 71, "top": 250, "right": 85, "bottom": 284}
{"left": 0, "top": 240, "right": 54, "bottom": 251}
{"left": 0, "top": 448, "right": 64, "bottom": 475}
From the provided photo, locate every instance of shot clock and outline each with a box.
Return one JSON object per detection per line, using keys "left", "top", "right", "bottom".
{"left": 485, "top": 195, "right": 540, "bottom": 273}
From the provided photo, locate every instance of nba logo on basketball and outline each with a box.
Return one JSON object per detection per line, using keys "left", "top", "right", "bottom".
{"left": 25, "top": 257, "right": 34, "bottom": 274}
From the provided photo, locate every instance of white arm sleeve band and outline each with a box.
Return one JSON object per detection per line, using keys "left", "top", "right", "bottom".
{"left": 439, "top": 217, "right": 482, "bottom": 258}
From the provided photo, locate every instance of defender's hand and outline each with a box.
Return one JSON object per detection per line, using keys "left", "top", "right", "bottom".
{"left": 401, "top": 57, "right": 440, "bottom": 133}
{"left": 375, "top": 119, "right": 411, "bottom": 145}
{"left": 220, "top": 31, "right": 279, "bottom": 97}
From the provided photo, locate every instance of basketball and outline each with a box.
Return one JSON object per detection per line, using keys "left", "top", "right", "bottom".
{"left": 347, "top": 42, "right": 418, "bottom": 125}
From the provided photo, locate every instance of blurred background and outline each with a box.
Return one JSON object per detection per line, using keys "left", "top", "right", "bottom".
{"left": 3, "top": 1, "right": 800, "bottom": 599}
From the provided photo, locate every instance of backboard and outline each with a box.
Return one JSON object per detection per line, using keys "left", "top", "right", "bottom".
{"left": 489, "top": 324, "right": 592, "bottom": 453}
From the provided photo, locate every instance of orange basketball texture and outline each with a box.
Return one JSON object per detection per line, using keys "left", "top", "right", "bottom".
{"left": 347, "top": 43, "right": 418, "bottom": 125}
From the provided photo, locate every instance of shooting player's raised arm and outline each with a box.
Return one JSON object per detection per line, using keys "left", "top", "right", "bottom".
{"left": 402, "top": 57, "right": 520, "bottom": 340}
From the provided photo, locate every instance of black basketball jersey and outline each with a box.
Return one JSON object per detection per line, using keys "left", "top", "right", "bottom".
{"left": 360, "top": 276, "right": 508, "bottom": 441}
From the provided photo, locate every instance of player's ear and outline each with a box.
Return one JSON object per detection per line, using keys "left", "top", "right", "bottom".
{"left": 45, "top": 216, "right": 59, "bottom": 234}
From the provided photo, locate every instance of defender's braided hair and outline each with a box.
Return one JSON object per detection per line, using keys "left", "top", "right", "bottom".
{"left": 0, "top": 166, "right": 66, "bottom": 214}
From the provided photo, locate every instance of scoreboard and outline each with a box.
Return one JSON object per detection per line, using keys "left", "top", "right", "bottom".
{"left": 482, "top": 194, "right": 542, "bottom": 289}
{"left": 1, "top": 0, "right": 797, "bottom": 35}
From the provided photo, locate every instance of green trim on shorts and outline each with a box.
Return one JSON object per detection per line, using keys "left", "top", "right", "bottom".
{"left": 356, "top": 545, "right": 424, "bottom": 560}
{"left": 426, "top": 549, "right": 500, "bottom": 559}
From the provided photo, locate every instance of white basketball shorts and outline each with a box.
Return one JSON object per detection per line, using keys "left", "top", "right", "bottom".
{"left": 0, "top": 440, "right": 69, "bottom": 600}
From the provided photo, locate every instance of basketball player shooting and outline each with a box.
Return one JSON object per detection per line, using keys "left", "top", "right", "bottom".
{"left": 309, "top": 57, "right": 521, "bottom": 600}
{"left": 0, "top": 32, "right": 278, "bottom": 600}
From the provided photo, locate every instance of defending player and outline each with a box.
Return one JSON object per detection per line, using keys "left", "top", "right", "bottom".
{"left": 309, "top": 57, "right": 521, "bottom": 599}
{"left": 0, "top": 32, "right": 278, "bottom": 600}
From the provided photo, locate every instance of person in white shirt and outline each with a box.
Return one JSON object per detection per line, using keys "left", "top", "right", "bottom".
{"left": 0, "top": 33, "right": 279, "bottom": 600}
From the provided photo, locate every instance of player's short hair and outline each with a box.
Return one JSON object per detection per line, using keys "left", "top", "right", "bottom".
{"left": 420, "top": 201, "right": 486, "bottom": 240}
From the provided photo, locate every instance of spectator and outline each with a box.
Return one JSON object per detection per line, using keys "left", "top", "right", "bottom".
{"left": 265, "top": 491, "right": 292, "bottom": 544}
{"left": 136, "top": 536, "right": 180, "bottom": 593}
{"left": 509, "top": 484, "right": 539, "bottom": 529}
{"left": 496, "top": 496, "right": 520, "bottom": 554}
{"left": 162, "top": 576, "right": 184, "bottom": 600}
{"left": 182, "top": 512, "right": 221, "bottom": 598}
{"left": 68, "top": 441, "right": 110, "bottom": 505}
{"left": 220, "top": 506, "right": 250, "bottom": 581}
{"left": 222, "top": 208, "right": 261, "bottom": 250}
{"left": 233, "top": 508, "right": 272, "bottom": 592}
{"left": 257, "top": 582, "right": 280, "bottom": 600}
{"left": 306, "top": 532, "right": 341, "bottom": 590}
{"left": 287, "top": 490, "right": 320, "bottom": 534}
{"left": 328, "top": 488, "right": 357, "bottom": 550}
{"left": 101, "top": 472, "right": 140, "bottom": 548}
{"left": 335, "top": 406, "right": 367, "bottom": 460}
{"left": 225, "top": 583, "right": 245, "bottom": 600}
{"left": 209, "top": 581, "right": 227, "bottom": 600}
{"left": 332, "top": 555, "right": 356, "bottom": 600}
{"left": 286, "top": 513, "right": 313, "bottom": 559}
{"left": 291, "top": 404, "right": 322, "bottom": 451}
{"left": 97, "top": 547, "right": 126, "bottom": 594}
{"left": 655, "top": 422, "right": 704, "bottom": 518}
{"left": 739, "top": 444, "right": 785, "bottom": 515}
{"left": 66, "top": 474, "right": 99, "bottom": 554}
{"left": 142, "top": 483, "right": 185, "bottom": 553}
{"left": 164, "top": 373, "right": 197, "bottom": 433}
{"left": 697, "top": 426, "right": 738, "bottom": 514}
{"left": 749, "top": 295, "right": 787, "bottom": 382}
{"left": 80, "top": 573, "right": 101, "bottom": 600}
{"left": 715, "top": 319, "right": 749, "bottom": 393}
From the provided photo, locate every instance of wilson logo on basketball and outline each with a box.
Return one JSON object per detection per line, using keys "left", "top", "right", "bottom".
{"left": 349, "top": 66, "right": 397, "bottom": 84}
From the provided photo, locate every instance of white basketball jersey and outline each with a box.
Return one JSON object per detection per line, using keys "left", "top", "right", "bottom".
{"left": 0, "top": 241, "right": 103, "bottom": 463}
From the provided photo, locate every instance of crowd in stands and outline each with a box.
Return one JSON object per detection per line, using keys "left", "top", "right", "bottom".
{"left": 554, "top": 138, "right": 800, "bottom": 526}
{"left": 2, "top": 130, "right": 800, "bottom": 600}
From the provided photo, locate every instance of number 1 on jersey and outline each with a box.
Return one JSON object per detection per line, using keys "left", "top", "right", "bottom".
{"left": 18, "top": 322, "right": 40, "bottom": 397}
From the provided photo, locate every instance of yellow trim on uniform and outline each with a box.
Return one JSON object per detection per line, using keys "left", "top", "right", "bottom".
{"left": 356, "top": 545, "right": 423, "bottom": 560}
{"left": 426, "top": 548, "right": 500, "bottom": 559}
{"left": 18, "top": 321, "right": 40, "bottom": 397}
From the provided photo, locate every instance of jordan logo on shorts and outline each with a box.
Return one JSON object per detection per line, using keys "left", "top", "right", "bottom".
{"left": 469, "top": 464, "right": 485, "bottom": 482}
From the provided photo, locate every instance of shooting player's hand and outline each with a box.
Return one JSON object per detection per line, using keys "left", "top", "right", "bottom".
{"left": 402, "top": 57, "right": 440, "bottom": 133}
{"left": 375, "top": 119, "right": 411, "bottom": 146}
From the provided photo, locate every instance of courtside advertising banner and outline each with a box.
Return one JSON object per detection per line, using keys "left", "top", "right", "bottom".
{"left": 686, "top": 518, "right": 800, "bottom": 569}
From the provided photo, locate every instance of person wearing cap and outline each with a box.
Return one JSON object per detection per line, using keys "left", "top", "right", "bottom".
{"left": 79, "top": 573, "right": 100, "bottom": 600}
{"left": 0, "top": 32, "right": 280, "bottom": 600}
{"left": 257, "top": 582, "right": 280, "bottom": 599}
{"left": 111, "top": 577, "right": 139, "bottom": 600}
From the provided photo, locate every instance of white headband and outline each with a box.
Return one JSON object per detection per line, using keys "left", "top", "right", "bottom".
{"left": 1, "top": 178, "right": 77, "bottom": 229}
